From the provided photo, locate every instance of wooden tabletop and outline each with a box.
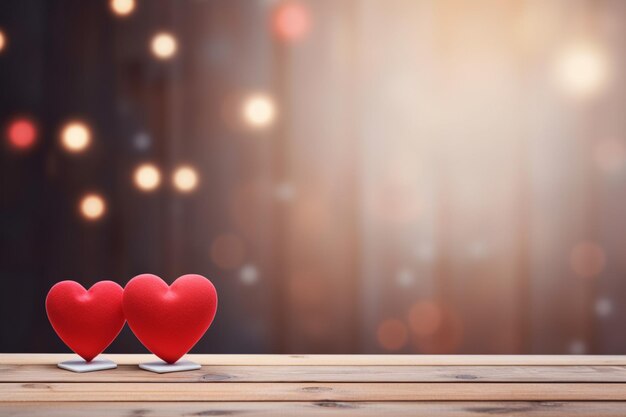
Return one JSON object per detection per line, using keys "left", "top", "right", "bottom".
{"left": 2, "top": 354, "right": 626, "bottom": 416}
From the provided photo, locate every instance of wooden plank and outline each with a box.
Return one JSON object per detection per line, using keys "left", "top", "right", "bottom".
{"left": 3, "top": 382, "right": 626, "bottom": 402}
{"left": 2, "top": 401, "right": 626, "bottom": 417}
{"left": 2, "top": 353, "right": 626, "bottom": 366}
{"left": 2, "top": 364, "right": 626, "bottom": 383}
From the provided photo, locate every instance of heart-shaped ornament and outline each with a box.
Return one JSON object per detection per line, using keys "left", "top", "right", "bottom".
{"left": 46, "top": 280, "right": 125, "bottom": 362}
{"left": 123, "top": 274, "right": 218, "bottom": 364}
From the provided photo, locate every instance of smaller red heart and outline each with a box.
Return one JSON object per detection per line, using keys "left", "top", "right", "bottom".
{"left": 46, "top": 280, "right": 125, "bottom": 362}
{"left": 123, "top": 274, "right": 218, "bottom": 364}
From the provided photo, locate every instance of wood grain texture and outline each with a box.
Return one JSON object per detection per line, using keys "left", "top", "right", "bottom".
{"left": 3, "top": 354, "right": 626, "bottom": 415}
{"left": 2, "top": 353, "right": 626, "bottom": 365}
{"left": 2, "top": 402, "right": 626, "bottom": 417}
{"left": 2, "top": 364, "right": 626, "bottom": 382}
{"left": 3, "top": 382, "right": 626, "bottom": 402}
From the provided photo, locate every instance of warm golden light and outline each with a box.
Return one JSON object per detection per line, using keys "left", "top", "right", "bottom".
{"left": 134, "top": 163, "right": 161, "bottom": 191}
{"left": 110, "top": 0, "right": 135, "bottom": 16}
{"left": 151, "top": 32, "right": 177, "bottom": 59}
{"left": 0, "top": 29, "right": 6, "bottom": 53}
{"left": 172, "top": 165, "right": 199, "bottom": 193}
{"left": 60, "top": 121, "right": 91, "bottom": 153}
{"left": 555, "top": 42, "right": 610, "bottom": 99}
{"left": 80, "top": 194, "right": 106, "bottom": 221}
{"left": 243, "top": 94, "right": 276, "bottom": 128}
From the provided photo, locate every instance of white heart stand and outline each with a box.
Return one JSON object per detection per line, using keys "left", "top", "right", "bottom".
{"left": 57, "top": 357, "right": 117, "bottom": 373}
{"left": 139, "top": 359, "right": 201, "bottom": 374}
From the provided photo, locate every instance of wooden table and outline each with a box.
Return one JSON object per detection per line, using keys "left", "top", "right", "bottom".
{"left": 2, "top": 354, "right": 626, "bottom": 416}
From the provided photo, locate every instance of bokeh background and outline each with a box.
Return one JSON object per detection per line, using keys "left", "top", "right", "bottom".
{"left": 1, "top": 0, "right": 626, "bottom": 355}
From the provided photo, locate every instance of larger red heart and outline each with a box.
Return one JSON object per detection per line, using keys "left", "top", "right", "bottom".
{"left": 46, "top": 280, "right": 125, "bottom": 362}
{"left": 123, "top": 274, "right": 218, "bottom": 364}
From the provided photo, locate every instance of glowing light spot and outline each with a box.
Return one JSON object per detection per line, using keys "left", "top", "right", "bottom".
{"left": 555, "top": 42, "right": 610, "bottom": 99}
{"left": 408, "top": 301, "right": 443, "bottom": 337}
{"left": 134, "top": 163, "right": 161, "bottom": 191}
{"left": 6, "top": 118, "right": 37, "bottom": 150}
{"left": 240, "top": 264, "right": 259, "bottom": 285}
{"left": 210, "top": 233, "right": 245, "bottom": 270}
{"left": 595, "top": 298, "right": 613, "bottom": 317}
{"left": 133, "top": 132, "right": 151, "bottom": 151}
{"left": 377, "top": 319, "right": 408, "bottom": 351}
{"left": 110, "top": 0, "right": 135, "bottom": 16}
{"left": 243, "top": 94, "right": 276, "bottom": 128}
{"left": 0, "top": 29, "right": 6, "bottom": 53}
{"left": 570, "top": 241, "right": 606, "bottom": 278}
{"left": 60, "top": 121, "right": 91, "bottom": 153}
{"left": 151, "top": 32, "right": 177, "bottom": 59}
{"left": 80, "top": 194, "right": 106, "bottom": 221}
{"left": 272, "top": 1, "right": 311, "bottom": 42}
{"left": 594, "top": 137, "right": 626, "bottom": 174}
{"left": 172, "top": 165, "right": 199, "bottom": 193}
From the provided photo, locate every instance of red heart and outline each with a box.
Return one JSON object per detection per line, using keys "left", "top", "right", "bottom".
{"left": 46, "top": 280, "right": 125, "bottom": 362}
{"left": 123, "top": 274, "right": 218, "bottom": 364}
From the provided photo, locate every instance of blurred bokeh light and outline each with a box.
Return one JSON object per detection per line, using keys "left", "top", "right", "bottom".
{"left": 79, "top": 194, "right": 106, "bottom": 221}
{"left": 110, "top": 0, "right": 135, "bottom": 17}
{"left": 150, "top": 32, "right": 177, "bottom": 60}
{"left": 172, "top": 165, "right": 198, "bottom": 193}
{"left": 554, "top": 41, "right": 610, "bottom": 99}
{"left": 0, "top": 29, "right": 6, "bottom": 53}
{"left": 242, "top": 94, "right": 276, "bottom": 128}
{"left": 133, "top": 163, "right": 161, "bottom": 192}
{"left": 5, "top": 118, "right": 37, "bottom": 150}
{"left": 272, "top": 1, "right": 311, "bottom": 43}
{"left": 2, "top": 0, "right": 626, "bottom": 356}
{"left": 60, "top": 121, "right": 91, "bottom": 153}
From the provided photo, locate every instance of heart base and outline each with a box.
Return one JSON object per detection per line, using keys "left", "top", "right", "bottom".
{"left": 57, "top": 358, "right": 117, "bottom": 373}
{"left": 139, "top": 360, "right": 201, "bottom": 373}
